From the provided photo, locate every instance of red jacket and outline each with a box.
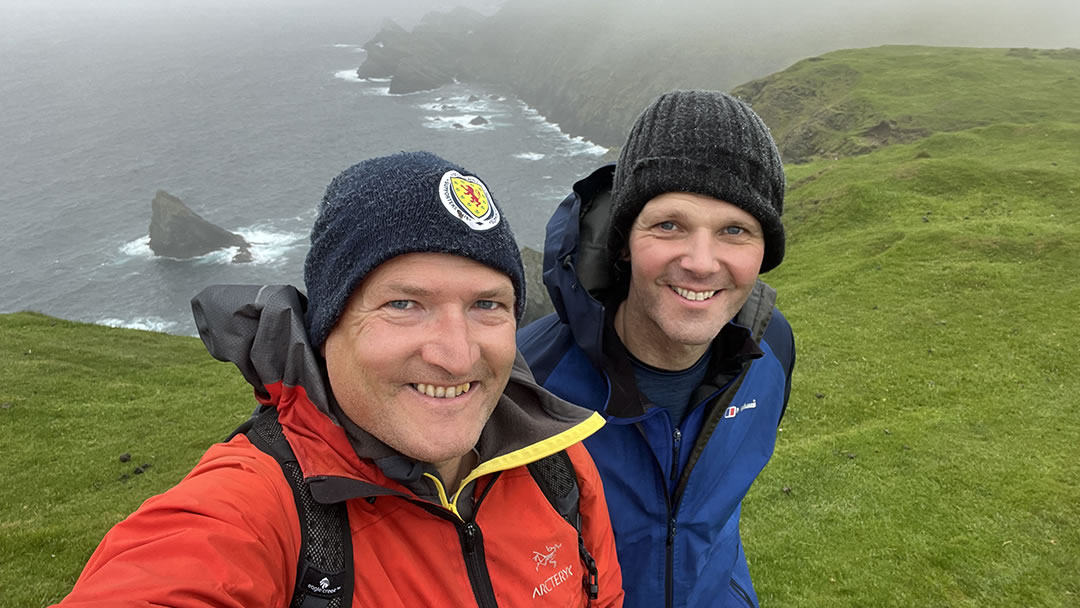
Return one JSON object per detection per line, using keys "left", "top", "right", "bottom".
{"left": 56, "top": 285, "right": 624, "bottom": 607}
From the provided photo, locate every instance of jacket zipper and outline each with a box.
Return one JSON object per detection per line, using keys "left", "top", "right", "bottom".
{"left": 636, "top": 423, "right": 676, "bottom": 608}
{"left": 669, "top": 427, "right": 682, "bottom": 482}
{"left": 655, "top": 391, "right": 722, "bottom": 608}
{"left": 666, "top": 513, "right": 676, "bottom": 608}
{"left": 410, "top": 474, "right": 502, "bottom": 608}
{"left": 667, "top": 425, "right": 681, "bottom": 608}
{"left": 461, "top": 521, "right": 498, "bottom": 608}
{"left": 730, "top": 578, "right": 754, "bottom": 607}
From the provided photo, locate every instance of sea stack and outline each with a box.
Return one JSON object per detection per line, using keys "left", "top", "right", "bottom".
{"left": 148, "top": 190, "right": 251, "bottom": 263}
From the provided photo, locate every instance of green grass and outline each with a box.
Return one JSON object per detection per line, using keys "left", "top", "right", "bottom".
{"left": 0, "top": 314, "right": 253, "bottom": 607}
{"left": 734, "top": 45, "right": 1080, "bottom": 162}
{"left": 4, "top": 46, "right": 1080, "bottom": 607}
{"left": 742, "top": 121, "right": 1080, "bottom": 605}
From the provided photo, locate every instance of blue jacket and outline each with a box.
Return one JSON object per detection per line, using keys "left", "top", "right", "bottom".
{"left": 518, "top": 165, "right": 794, "bottom": 608}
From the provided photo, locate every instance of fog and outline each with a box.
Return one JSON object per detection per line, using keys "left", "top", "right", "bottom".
{"left": 0, "top": 0, "right": 500, "bottom": 44}
{"left": 488, "top": 0, "right": 1080, "bottom": 57}
{"left": 3, "top": 0, "right": 1078, "bottom": 50}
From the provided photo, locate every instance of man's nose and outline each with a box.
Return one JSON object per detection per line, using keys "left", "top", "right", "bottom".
{"left": 420, "top": 310, "right": 479, "bottom": 377}
{"left": 680, "top": 231, "right": 720, "bottom": 276}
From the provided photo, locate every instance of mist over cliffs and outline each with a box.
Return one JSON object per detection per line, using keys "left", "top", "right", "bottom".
{"left": 356, "top": 0, "right": 1080, "bottom": 153}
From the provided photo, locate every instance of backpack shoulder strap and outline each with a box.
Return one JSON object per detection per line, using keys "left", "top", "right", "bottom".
{"left": 527, "top": 451, "right": 599, "bottom": 602}
{"left": 234, "top": 408, "right": 354, "bottom": 608}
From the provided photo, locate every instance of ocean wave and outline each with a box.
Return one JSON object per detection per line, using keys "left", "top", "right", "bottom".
{"left": 333, "top": 70, "right": 392, "bottom": 92}
{"left": 234, "top": 227, "right": 307, "bottom": 265}
{"left": 333, "top": 69, "right": 364, "bottom": 83}
{"left": 120, "top": 236, "right": 152, "bottom": 258}
{"left": 561, "top": 136, "right": 608, "bottom": 157}
{"left": 520, "top": 103, "right": 549, "bottom": 123}
{"left": 97, "top": 317, "right": 179, "bottom": 334}
{"left": 361, "top": 84, "right": 392, "bottom": 96}
{"left": 514, "top": 152, "right": 546, "bottom": 161}
{"left": 117, "top": 228, "right": 305, "bottom": 266}
{"left": 332, "top": 43, "right": 361, "bottom": 48}
{"left": 514, "top": 101, "right": 607, "bottom": 155}
{"left": 418, "top": 94, "right": 497, "bottom": 114}
{"left": 422, "top": 115, "right": 496, "bottom": 131}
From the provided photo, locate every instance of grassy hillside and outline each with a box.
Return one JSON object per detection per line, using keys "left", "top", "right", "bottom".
{"left": 734, "top": 45, "right": 1080, "bottom": 162}
{"left": 743, "top": 120, "right": 1080, "bottom": 604}
{"left": 4, "top": 46, "right": 1080, "bottom": 606}
{"left": 0, "top": 314, "right": 254, "bottom": 606}
{"left": 741, "top": 58, "right": 1079, "bottom": 608}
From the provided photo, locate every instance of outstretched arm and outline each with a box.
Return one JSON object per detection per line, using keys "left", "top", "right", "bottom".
{"left": 54, "top": 437, "right": 301, "bottom": 608}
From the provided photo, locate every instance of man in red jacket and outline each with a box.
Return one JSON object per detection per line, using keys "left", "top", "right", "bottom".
{"left": 56, "top": 151, "right": 624, "bottom": 607}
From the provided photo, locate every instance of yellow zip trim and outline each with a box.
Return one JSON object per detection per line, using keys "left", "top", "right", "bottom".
{"left": 449, "top": 411, "right": 606, "bottom": 511}
{"left": 423, "top": 472, "right": 456, "bottom": 515}
{"left": 418, "top": 412, "right": 606, "bottom": 521}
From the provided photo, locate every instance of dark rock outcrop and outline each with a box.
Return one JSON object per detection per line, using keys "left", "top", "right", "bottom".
{"left": 357, "top": 9, "right": 486, "bottom": 95}
{"left": 148, "top": 190, "right": 251, "bottom": 262}
{"left": 469, "top": 115, "right": 488, "bottom": 126}
{"left": 520, "top": 246, "right": 554, "bottom": 326}
{"left": 354, "top": 21, "right": 408, "bottom": 79}
{"left": 388, "top": 56, "right": 454, "bottom": 94}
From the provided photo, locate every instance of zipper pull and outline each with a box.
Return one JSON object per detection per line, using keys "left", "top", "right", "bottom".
{"left": 463, "top": 522, "right": 478, "bottom": 553}
{"left": 670, "top": 428, "right": 682, "bottom": 482}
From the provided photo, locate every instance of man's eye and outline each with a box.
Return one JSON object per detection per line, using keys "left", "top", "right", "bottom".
{"left": 723, "top": 225, "right": 745, "bottom": 236}
{"left": 387, "top": 300, "right": 414, "bottom": 310}
{"left": 657, "top": 221, "right": 677, "bottom": 231}
{"left": 474, "top": 300, "right": 501, "bottom": 311}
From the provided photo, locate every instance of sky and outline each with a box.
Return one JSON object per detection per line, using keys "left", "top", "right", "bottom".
{"left": 528, "top": 0, "right": 1080, "bottom": 50}
{"left": 0, "top": 0, "right": 500, "bottom": 45}
{"left": 3, "top": 0, "right": 1079, "bottom": 50}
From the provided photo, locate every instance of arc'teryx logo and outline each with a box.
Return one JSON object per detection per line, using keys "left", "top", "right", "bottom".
{"left": 532, "top": 543, "right": 561, "bottom": 571}
{"left": 531, "top": 542, "right": 574, "bottom": 599}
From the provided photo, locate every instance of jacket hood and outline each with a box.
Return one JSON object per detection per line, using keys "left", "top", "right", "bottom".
{"left": 542, "top": 164, "right": 618, "bottom": 363}
{"left": 192, "top": 284, "right": 604, "bottom": 503}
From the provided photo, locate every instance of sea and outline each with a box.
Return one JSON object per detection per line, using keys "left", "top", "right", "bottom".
{"left": 0, "top": 4, "right": 607, "bottom": 337}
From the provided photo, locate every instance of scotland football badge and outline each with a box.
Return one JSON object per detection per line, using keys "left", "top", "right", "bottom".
{"left": 438, "top": 170, "right": 501, "bottom": 231}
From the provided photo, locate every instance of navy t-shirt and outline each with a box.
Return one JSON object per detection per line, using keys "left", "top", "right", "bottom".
{"left": 629, "top": 350, "right": 712, "bottom": 427}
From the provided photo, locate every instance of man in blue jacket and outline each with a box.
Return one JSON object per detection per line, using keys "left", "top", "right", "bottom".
{"left": 518, "top": 90, "right": 795, "bottom": 608}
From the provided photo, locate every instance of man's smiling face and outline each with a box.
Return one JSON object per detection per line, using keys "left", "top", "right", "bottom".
{"left": 322, "top": 252, "right": 517, "bottom": 471}
{"left": 617, "top": 192, "right": 764, "bottom": 368}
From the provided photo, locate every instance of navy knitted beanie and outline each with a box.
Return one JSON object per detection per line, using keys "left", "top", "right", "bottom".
{"left": 303, "top": 151, "right": 525, "bottom": 348}
{"left": 610, "top": 90, "right": 786, "bottom": 273}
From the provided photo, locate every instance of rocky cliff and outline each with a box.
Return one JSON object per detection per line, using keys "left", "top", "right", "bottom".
{"left": 358, "top": 2, "right": 1080, "bottom": 165}
{"left": 355, "top": 0, "right": 816, "bottom": 148}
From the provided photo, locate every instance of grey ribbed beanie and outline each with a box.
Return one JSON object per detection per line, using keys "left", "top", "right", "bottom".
{"left": 304, "top": 151, "right": 525, "bottom": 348}
{"left": 610, "top": 90, "right": 786, "bottom": 273}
